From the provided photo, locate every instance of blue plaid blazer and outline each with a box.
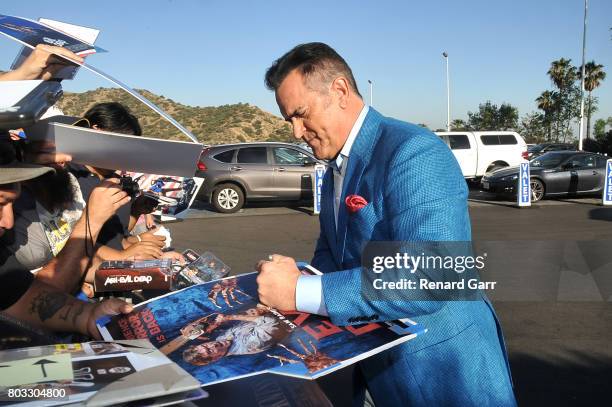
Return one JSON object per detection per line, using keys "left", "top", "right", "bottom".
{"left": 311, "top": 109, "right": 516, "bottom": 406}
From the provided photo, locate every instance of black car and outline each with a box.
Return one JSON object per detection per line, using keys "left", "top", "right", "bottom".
{"left": 481, "top": 151, "right": 608, "bottom": 202}
{"left": 527, "top": 143, "right": 575, "bottom": 159}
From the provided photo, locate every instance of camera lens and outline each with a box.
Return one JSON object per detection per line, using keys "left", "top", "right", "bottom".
{"left": 119, "top": 176, "right": 139, "bottom": 198}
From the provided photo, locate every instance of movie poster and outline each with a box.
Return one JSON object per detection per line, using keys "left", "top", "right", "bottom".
{"left": 126, "top": 172, "right": 204, "bottom": 217}
{"left": 0, "top": 14, "right": 101, "bottom": 55}
{"left": 98, "top": 267, "right": 425, "bottom": 386}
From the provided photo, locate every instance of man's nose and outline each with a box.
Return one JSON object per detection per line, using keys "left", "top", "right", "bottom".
{"left": 0, "top": 204, "right": 14, "bottom": 231}
{"left": 291, "top": 120, "right": 305, "bottom": 140}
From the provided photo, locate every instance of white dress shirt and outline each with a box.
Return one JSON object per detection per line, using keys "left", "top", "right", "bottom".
{"left": 295, "top": 105, "right": 369, "bottom": 316}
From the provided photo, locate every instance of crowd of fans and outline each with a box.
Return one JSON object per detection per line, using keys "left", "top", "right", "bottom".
{"left": 0, "top": 45, "right": 182, "bottom": 345}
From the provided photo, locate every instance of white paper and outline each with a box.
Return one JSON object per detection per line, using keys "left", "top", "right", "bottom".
{"left": 27, "top": 121, "right": 203, "bottom": 177}
{"left": 39, "top": 18, "right": 99, "bottom": 45}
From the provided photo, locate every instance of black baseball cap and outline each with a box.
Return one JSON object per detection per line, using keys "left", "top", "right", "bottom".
{"left": 0, "top": 135, "right": 53, "bottom": 185}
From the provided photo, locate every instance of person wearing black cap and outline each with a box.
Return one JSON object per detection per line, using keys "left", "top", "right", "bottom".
{"left": 0, "top": 139, "right": 133, "bottom": 338}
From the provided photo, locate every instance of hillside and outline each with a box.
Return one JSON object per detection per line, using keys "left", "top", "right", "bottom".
{"left": 56, "top": 87, "right": 293, "bottom": 144}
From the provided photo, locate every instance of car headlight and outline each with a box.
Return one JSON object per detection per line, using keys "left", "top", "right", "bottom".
{"left": 500, "top": 174, "right": 518, "bottom": 182}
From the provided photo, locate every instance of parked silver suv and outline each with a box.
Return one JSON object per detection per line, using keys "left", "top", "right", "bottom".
{"left": 196, "top": 142, "right": 323, "bottom": 213}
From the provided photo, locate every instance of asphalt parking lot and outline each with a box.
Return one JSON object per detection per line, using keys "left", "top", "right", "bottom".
{"left": 168, "top": 191, "right": 612, "bottom": 406}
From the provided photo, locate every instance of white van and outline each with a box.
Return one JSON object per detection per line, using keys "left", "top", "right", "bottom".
{"left": 435, "top": 131, "right": 528, "bottom": 180}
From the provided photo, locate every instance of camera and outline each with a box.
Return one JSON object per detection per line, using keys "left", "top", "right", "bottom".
{"left": 119, "top": 176, "right": 140, "bottom": 198}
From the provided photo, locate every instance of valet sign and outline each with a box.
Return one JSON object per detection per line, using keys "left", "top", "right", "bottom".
{"left": 603, "top": 159, "right": 612, "bottom": 205}
{"left": 313, "top": 164, "right": 326, "bottom": 214}
{"left": 517, "top": 162, "right": 531, "bottom": 207}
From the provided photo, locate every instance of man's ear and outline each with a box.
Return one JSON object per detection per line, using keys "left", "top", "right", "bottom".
{"left": 331, "top": 77, "right": 351, "bottom": 109}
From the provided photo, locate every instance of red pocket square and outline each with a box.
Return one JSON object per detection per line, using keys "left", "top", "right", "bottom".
{"left": 345, "top": 194, "right": 368, "bottom": 213}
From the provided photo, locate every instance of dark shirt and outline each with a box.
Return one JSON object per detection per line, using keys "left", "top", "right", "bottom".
{"left": 0, "top": 240, "right": 34, "bottom": 310}
{"left": 68, "top": 164, "right": 130, "bottom": 250}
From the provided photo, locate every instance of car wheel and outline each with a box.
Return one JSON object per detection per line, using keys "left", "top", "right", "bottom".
{"left": 530, "top": 179, "right": 545, "bottom": 202}
{"left": 212, "top": 184, "right": 244, "bottom": 213}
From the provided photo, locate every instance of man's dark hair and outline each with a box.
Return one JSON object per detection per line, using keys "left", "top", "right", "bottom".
{"left": 265, "top": 42, "right": 361, "bottom": 97}
{"left": 25, "top": 167, "right": 75, "bottom": 212}
{"left": 82, "top": 102, "right": 142, "bottom": 136}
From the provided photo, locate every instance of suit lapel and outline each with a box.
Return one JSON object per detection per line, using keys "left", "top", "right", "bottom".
{"left": 336, "top": 109, "right": 383, "bottom": 264}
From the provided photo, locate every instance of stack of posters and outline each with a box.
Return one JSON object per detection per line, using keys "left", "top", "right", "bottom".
{"left": 97, "top": 265, "right": 425, "bottom": 387}
{"left": 0, "top": 340, "right": 205, "bottom": 406}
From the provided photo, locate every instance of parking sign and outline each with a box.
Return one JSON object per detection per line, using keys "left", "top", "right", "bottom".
{"left": 517, "top": 161, "right": 531, "bottom": 207}
{"left": 603, "top": 159, "right": 612, "bottom": 206}
{"left": 313, "top": 164, "right": 326, "bottom": 214}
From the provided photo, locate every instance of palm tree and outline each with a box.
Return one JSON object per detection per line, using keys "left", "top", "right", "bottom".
{"left": 578, "top": 61, "right": 606, "bottom": 138}
{"left": 536, "top": 90, "right": 557, "bottom": 141}
{"left": 547, "top": 58, "right": 577, "bottom": 141}
{"left": 450, "top": 119, "right": 469, "bottom": 131}
{"left": 548, "top": 58, "right": 577, "bottom": 90}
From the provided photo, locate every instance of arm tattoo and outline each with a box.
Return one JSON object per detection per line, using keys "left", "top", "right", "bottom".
{"left": 59, "top": 303, "right": 73, "bottom": 321}
{"left": 72, "top": 302, "right": 86, "bottom": 325}
{"left": 29, "top": 291, "right": 69, "bottom": 322}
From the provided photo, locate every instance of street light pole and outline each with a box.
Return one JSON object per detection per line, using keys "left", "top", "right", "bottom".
{"left": 368, "top": 80, "right": 373, "bottom": 106}
{"left": 443, "top": 52, "right": 450, "bottom": 131}
{"left": 578, "top": 0, "right": 588, "bottom": 151}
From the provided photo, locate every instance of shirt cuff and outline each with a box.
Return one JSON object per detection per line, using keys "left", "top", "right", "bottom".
{"left": 295, "top": 275, "right": 329, "bottom": 316}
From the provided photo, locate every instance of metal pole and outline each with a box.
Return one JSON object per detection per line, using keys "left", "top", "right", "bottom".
{"left": 368, "top": 80, "right": 373, "bottom": 106}
{"left": 443, "top": 52, "right": 450, "bottom": 131}
{"left": 578, "top": 0, "right": 588, "bottom": 151}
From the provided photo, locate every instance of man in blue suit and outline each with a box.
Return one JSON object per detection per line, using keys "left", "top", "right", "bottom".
{"left": 257, "top": 42, "right": 516, "bottom": 406}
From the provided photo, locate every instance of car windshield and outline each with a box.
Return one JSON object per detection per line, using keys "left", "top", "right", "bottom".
{"left": 528, "top": 145, "right": 545, "bottom": 153}
{"left": 530, "top": 152, "right": 568, "bottom": 168}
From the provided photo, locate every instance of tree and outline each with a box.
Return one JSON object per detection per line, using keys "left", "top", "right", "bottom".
{"left": 519, "top": 112, "right": 547, "bottom": 144}
{"left": 467, "top": 101, "right": 518, "bottom": 131}
{"left": 546, "top": 58, "right": 581, "bottom": 142}
{"left": 548, "top": 58, "right": 576, "bottom": 90}
{"left": 497, "top": 103, "right": 519, "bottom": 131}
{"left": 535, "top": 90, "right": 557, "bottom": 141}
{"left": 594, "top": 117, "right": 612, "bottom": 141}
{"left": 450, "top": 119, "right": 469, "bottom": 131}
{"left": 577, "top": 61, "right": 606, "bottom": 138}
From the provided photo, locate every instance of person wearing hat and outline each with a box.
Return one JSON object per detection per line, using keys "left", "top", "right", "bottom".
{"left": 0, "top": 139, "right": 134, "bottom": 338}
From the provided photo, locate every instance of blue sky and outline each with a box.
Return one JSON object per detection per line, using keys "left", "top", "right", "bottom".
{"left": 1, "top": 0, "right": 611, "bottom": 132}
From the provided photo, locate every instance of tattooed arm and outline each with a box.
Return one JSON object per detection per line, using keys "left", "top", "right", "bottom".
{"left": 2, "top": 280, "right": 132, "bottom": 339}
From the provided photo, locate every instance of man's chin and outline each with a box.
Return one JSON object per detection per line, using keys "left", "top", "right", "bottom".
{"left": 311, "top": 147, "right": 329, "bottom": 161}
